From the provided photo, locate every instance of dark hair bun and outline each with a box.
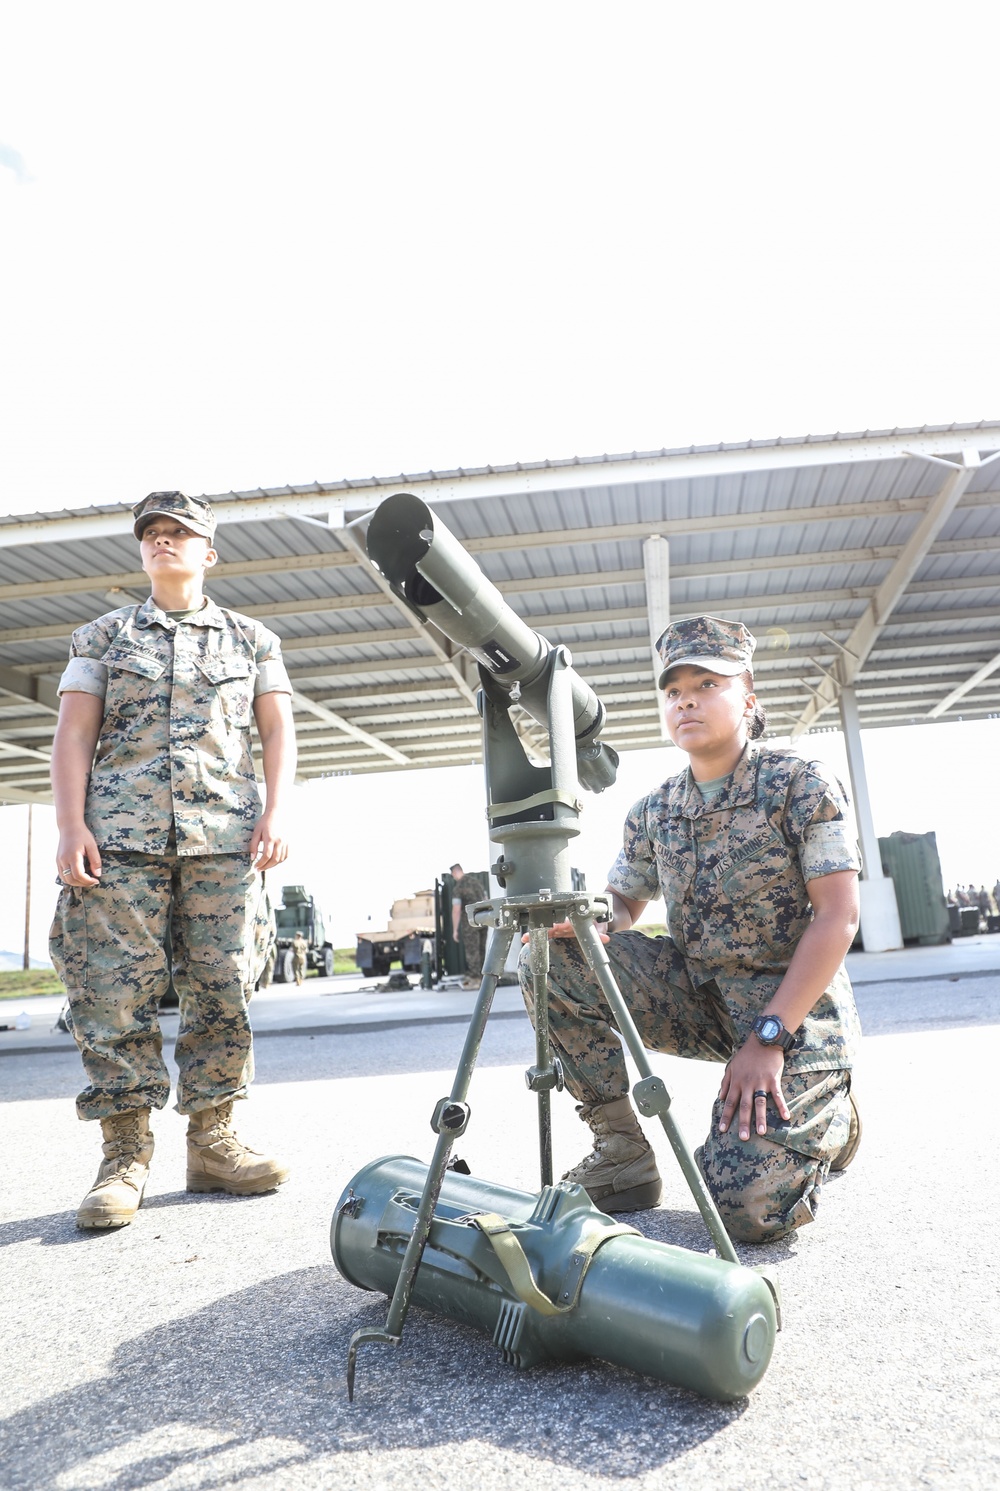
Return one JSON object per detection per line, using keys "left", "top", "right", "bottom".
{"left": 748, "top": 702, "right": 767, "bottom": 740}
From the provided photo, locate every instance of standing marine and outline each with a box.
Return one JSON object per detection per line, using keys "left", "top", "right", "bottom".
{"left": 451, "top": 864, "right": 487, "bottom": 989}
{"left": 520, "top": 615, "right": 863, "bottom": 1243}
{"left": 49, "top": 491, "right": 297, "bottom": 1230}
{"left": 292, "top": 929, "right": 309, "bottom": 985}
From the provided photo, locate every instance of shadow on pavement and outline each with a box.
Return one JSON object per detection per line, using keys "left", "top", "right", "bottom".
{"left": 0, "top": 1189, "right": 282, "bottom": 1251}
{"left": 0, "top": 1266, "right": 744, "bottom": 1487}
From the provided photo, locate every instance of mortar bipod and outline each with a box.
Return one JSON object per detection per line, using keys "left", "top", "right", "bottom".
{"left": 343, "top": 887, "right": 781, "bottom": 1401}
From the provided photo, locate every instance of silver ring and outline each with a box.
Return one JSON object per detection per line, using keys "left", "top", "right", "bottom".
{"left": 61, "top": 868, "right": 73, "bottom": 876}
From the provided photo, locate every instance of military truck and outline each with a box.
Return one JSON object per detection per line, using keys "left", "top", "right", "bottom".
{"left": 355, "top": 865, "right": 589, "bottom": 983}
{"left": 355, "top": 890, "right": 436, "bottom": 978}
{"left": 273, "top": 885, "right": 335, "bottom": 982}
{"left": 355, "top": 871, "right": 497, "bottom": 981}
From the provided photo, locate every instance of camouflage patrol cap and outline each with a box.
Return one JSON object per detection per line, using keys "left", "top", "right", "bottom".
{"left": 655, "top": 615, "right": 756, "bottom": 689}
{"left": 132, "top": 492, "right": 216, "bottom": 541}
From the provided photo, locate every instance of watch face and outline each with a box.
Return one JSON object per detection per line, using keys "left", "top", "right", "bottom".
{"left": 758, "top": 1017, "right": 782, "bottom": 1043}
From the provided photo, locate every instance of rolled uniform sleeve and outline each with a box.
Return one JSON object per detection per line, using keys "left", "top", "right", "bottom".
{"left": 607, "top": 794, "right": 663, "bottom": 902}
{"left": 57, "top": 618, "right": 119, "bottom": 699}
{"left": 253, "top": 626, "right": 292, "bottom": 697}
{"left": 58, "top": 655, "right": 109, "bottom": 699}
{"left": 783, "top": 764, "right": 861, "bottom": 881}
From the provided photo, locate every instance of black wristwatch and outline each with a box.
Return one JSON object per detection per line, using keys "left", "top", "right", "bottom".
{"left": 751, "top": 1014, "right": 797, "bottom": 1052}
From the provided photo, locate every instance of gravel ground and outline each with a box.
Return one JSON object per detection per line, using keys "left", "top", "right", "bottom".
{"left": 1, "top": 974, "right": 998, "bottom": 1491}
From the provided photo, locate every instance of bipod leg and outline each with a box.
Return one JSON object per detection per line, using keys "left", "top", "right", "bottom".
{"left": 570, "top": 911, "right": 740, "bottom": 1266}
{"left": 347, "top": 921, "right": 517, "bottom": 1400}
{"left": 524, "top": 920, "right": 565, "bottom": 1189}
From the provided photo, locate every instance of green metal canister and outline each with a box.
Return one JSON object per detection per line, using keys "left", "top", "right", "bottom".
{"left": 332, "top": 1155, "right": 777, "bottom": 1402}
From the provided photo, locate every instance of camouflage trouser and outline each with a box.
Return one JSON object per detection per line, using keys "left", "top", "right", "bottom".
{"left": 519, "top": 931, "right": 853, "bottom": 1243}
{"left": 50, "top": 852, "right": 270, "bottom": 1121}
{"left": 461, "top": 921, "right": 487, "bottom": 979}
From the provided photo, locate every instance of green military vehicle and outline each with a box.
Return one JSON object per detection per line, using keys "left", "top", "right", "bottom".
{"left": 273, "top": 885, "right": 335, "bottom": 981}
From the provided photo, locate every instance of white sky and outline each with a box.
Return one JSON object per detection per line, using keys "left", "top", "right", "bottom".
{"left": 2, "top": 3, "right": 999, "bottom": 960}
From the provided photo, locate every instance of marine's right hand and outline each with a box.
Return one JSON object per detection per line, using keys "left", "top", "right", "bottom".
{"left": 56, "top": 827, "right": 102, "bottom": 887}
{"left": 521, "top": 918, "right": 611, "bottom": 944}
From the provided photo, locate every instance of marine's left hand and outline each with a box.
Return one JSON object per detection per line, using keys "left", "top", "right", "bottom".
{"left": 250, "top": 811, "right": 289, "bottom": 871}
{"left": 718, "top": 1041, "right": 790, "bottom": 1141}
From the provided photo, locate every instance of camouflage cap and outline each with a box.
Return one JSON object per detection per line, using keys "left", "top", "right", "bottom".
{"left": 655, "top": 615, "right": 756, "bottom": 688}
{"left": 132, "top": 492, "right": 216, "bottom": 541}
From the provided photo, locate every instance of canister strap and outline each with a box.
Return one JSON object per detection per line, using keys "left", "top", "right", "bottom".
{"left": 468, "top": 1212, "right": 639, "bottom": 1316}
{"left": 487, "top": 788, "right": 582, "bottom": 821}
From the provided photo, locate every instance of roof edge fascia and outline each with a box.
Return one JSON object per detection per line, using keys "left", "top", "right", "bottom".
{"left": 3, "top": 421, "right": 1000, "bottom": 549}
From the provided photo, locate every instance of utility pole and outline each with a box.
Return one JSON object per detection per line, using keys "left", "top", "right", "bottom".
{"left": 23, "top": 804, "right": 32, "bottom": 971}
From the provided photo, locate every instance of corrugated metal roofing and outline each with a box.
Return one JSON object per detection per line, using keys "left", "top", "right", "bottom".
{"left": 1, "top": 422, "right": 999, "bottom": 802}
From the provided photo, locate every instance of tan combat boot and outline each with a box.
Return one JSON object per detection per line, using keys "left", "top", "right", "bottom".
{"left": 76, "top": 1109, "right": 154, "bottom": 1231}
{"left": 830, "top": 1090, "right": 862, "bottom": 1172}
{"left": 186, "top": 1101, "right": 289, "bottom": 1195}
{"left": 562, "top": 1096, "right": 662, "bottom": 1212}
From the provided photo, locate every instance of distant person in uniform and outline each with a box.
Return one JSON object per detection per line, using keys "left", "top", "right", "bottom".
{"left": 451, "top": 864, "right": 487, "bottom": 989}
{"left": 49, "top": 492, "right": 296, "bottom": 1231}
{"left": 292, "top": 929, "right": 308, "bottom": 985}
{"left": 519, "top": 616, "right": 862, "bottom": 1242}
{"left": 993, "top": 880, "right": 1000, "bottom": 916}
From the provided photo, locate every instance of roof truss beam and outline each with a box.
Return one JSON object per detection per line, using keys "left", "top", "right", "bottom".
{"left": 789, "top": 450, "right": 993, "bottom": 737}
{"left": 291, "top": 691, "right": 410, "bottom": 765}
{"left": 11, "top": 565, "right": 1000, "bottom": 651}
{"left": 0, "top": 662, "right": 59, "bottom": 714}
{"left": 927, "top": 650, "right": 1000, "bottom": 719}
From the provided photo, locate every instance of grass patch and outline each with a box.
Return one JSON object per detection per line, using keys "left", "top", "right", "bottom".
{"left": 0, "top": 968, "right": 66, "bottom": 1000}
{"left": 0, "top": 950, "right": 363, "bottom": 998}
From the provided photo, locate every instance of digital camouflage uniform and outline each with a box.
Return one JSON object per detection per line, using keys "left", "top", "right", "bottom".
{"left": 520, "top": 742, "right": 862, "bottom": 1242}
{"left": 49, "top": 594, "right": 291, "bottom": 1121}
{"left": 454, "top": 872, "right": 488, "bottom": 979}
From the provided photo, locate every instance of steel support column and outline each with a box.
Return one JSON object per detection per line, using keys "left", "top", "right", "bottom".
{"left": 643, "top": 535, "right": 670, "bottom": 739}
{"left": 838, "top": 684, "right": 902, "bottom": 952}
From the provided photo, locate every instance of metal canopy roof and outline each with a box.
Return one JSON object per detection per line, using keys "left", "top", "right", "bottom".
{"left": 1, "top": 421, "right": 999, "bottom": 804}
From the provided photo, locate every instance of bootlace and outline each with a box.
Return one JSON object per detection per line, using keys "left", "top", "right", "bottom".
{"left": 103, "top": 1113, "right": 145, "bottom": 1180}
{"left": 570, "top": 1107, "right": 614, "bottom": 1169}
{"left": 205, "top": 1101, "right": 250, "bottom": 1156}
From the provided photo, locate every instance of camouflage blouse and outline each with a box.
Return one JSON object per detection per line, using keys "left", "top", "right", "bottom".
{"left": 607, "top": 743, "right": 862, "bottom": 1071}
{"left": 57, "top": 597, "right": 291, "bottom": 857}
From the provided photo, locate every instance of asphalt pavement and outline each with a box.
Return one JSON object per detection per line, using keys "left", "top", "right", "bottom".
{"left": 2, "top": 939, "right": 998, "bottom": 1490}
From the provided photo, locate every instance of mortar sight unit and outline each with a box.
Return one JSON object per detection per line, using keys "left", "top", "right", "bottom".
{"left": 361, "top": 492, "right": 619, "bottom": 796}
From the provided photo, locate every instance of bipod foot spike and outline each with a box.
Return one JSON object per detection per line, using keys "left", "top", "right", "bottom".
{"left": 347, "top": 1326, "right": 401, "bottom": 1403}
